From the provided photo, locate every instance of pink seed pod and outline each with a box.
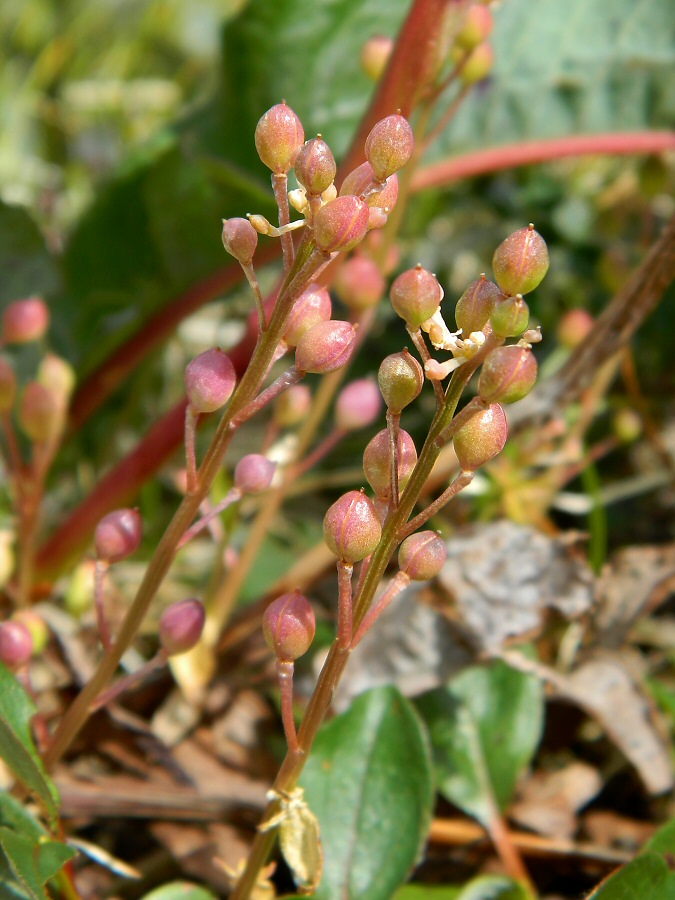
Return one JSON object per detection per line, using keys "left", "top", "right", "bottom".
{"left": 492, "top": 224, "right": 549, "bottom": 296}
{"left": 334, "top": 256, "right": 386, "bottom": 310}
{"left": 283, "top": 284, "right": 332, "bottom": 347}
{"left": 557, "top": 308, "right": 594, "bottom": 349}
{"left": 274, "top": 383, "right": 312, "bottom": 427}
{"left": 313, "top": 195, "right": 369, "bottom": 254}
{"left": 159, "top": 598, "right": 206, "bottom": 656}
{"left": 335, "top": 378, "right": 382, "bottom": 431}
{"left": 361, "top": 34, "right": 394, "bottom": 80}
{"left": 490, "top": 295, "right": 530, "bottom": 338}
{"left": 2, "top": 297, "right": 50, "bottom": 344}
{"left": 294, "top": 137, "right": 337, "bottom": 195}
{"left": 364, "top": 114, "right": 414, "bottom": 182}
{"left": 478, "top": 345, "right": 538, "bottom": 404}
{"left": 0, "top": 621, "right": 33, "bottom": 670}
{"left": 295, "top": 320, "right": 357, "bottom": 374}
{"left": 18, "top": 382, "right": 62, "bottom": 442}
{"left": 378, "top": 350, "right": 424, "bottom": 414}
{"left": 263, "top": 589, "right": 316, "bottom": 662}
{"left": 234, "top": 454, "right": 276, "bottom": 494}
{"left": 453, "top": 403, "right": 508, "bottom": 471}
{"left": 12, "top": 610, "right": 49, "bottom": 656}
{"left": 94, "top": 508, "right": 142, "bottom": 563}
{"left": 185, "top": 348, "right": 237, "bottom": 414}
{"left": 340, "top": 161, "right": 399, "bottom": 212}
{"left": 363, "top": 428, "right": 417, "bottom": 498}
{"left": 390, "top": 265, "right": 443, "bottom": 329}
{"left": 323, "top": 490, "right": 382, "bottom": 563}
{"left": 255, "top": 102, "right": 305, "bottom": 174}
{"left": 222, "top": 217, "right": 258, "bottom": 266}
{"left": 455, "top": 4, "right": 494, "bottom": 51}
{"left": 0, "top": 357, "right": 16, "bottom": 412}
{"left": 398, "top": 531, "right": 448, "bottom": 581}
{"left": 455, "top": 275, "right": 504, "bottom": 335}
{"left": 460, "top": 42, "right": 495, "bottom": 86}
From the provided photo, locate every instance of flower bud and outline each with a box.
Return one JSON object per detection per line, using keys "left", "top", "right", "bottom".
{"left": 294, "top": 137, "right": 336, "bottom": 195}
{"left": 378, "top": 350, "right": 424, "bottom": 413}
{"left": 159, "top": 598, "right": 206, "bottom": 656}
{"left": 557, "top": 308, "right": 594, "bottom": 349}
{"left": 335, "top": 378, "right": 382, "bottom": 431}
{"left": 455, "top": 5, "right": 493, "bottom": 51}
{"left": 185, "top": 348, "right": 237, "bottom": 414}
{"left": 363, "top": 428, "right": 417, "bottom": 498}
{"left": 263, "top": 590, "right": 315, "bottom": 662}
{"left": 361, "top": 34, "right": 393, "bottom": 80}
{"left": 12, "top": 610, "right": 49, "bottom": 656}
{"left": 274, "top": 384, "right": 312, "bottom": 427}
{"left": 37, "top": 354, "right": 76, "bottom": 407}
{"left": 283, "top": 284, "right": 332, "bottom": 347}
{"left": 492, "top": 225, "right": 549, "bottom": 296}
{"left": 398, "top": 531, "right": 448, "bottom": 581}
{"left": 64, "top": 560, "right": 96, "bottom": 617}
{"left": 255, "top": 102, "right": 305, "bottom": 174}
{"left": 455, "top": 276, "right": 503, "bottom": 334}
{"left": 18, "top": 382, "right": 63, "bottom": 442}
{"left": 478, "top": 345, "right": 538, "bottom": 404}
{"left": 2, "top": 297, "right": 50, "bottom": 344}
{"left": 314, "top": 196, "right": 369, "bottom": 253}
{"left": 95, "top": 508, "right": 142, "bottom": 563}
{"left": 334, "top": 256, "right": 386, "bottom": 310}
{"left": 453, "top": 403, "right": 508, "bottom": 470}
{"left": 340, "top": 161, "right": 399, "bottom": 212}
{"left": 490, "top": 295, "right": 529, "bottom": 338}
{"left": 295, "top": 320, "right": 357, "bottom": 374}
{"left": 234, "top": 454, "right": 276, "bottom": 494}
{"left": 0, "top": 621, "right": 33, "bottom": 670}
{"left": 222, "top": 217, "right": 258, "bottom": 265}
{"left": 390, "top": 265, "right": 443, "bottom": 329}
{"left": 460, "top": 42, "right": 494, "bottom": 86}
{"left": 0, "top": 358, "right": 16, "bottom": 412}
{"left": 364, "top": 114, "right": 414, "bottom": 182}
{"left": 323, "top": 490, "right": 382, "bottom": 563}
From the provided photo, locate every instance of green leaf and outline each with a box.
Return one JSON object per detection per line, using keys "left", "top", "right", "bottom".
{"left": 586, "top": 852, "right": 675, "bottom": 899}
{"left": 0, "top": 663, "right": 59, "bottom": 824}
{"left": 301, "top": 686, "right": 434, "bottom": 900}
{"left": 394, "top": 888, "right": 461, "bottom": 900}
{"left": 394, "top": 876, "right": 530, "bottom": 900}
{"left": 139, "top": 884, "right": 218, "bottom": 900}
{"left": 0, "top": 793, "right": 47, "bottom": 841}
{"left": 416, "top": 659, "right": 544, "bottom": 827}
{"left": 0, "top": 201, "right": 61, "bottom": 307}
{"left": 643, "top": 816, "right": 675, "bottom": 857}
{"left": 0, "top": 827, "right": 76, "bottom": 900}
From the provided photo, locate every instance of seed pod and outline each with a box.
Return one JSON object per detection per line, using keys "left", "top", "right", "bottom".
{"left": 12, "top": 611, "right": 49, "bottom": 656}
{"left": 455, "top": 276, "right": 503, "bottom": 334}
{"left": 340, "top": 161, "right": 399, "bottom": 212}
{"left": 453, "top": 403, "right": 508, "bottom": 470}
{"left": 460, "top": 42, "right": 494, "bottom": 85}
{"left": 398, "top": 531, "right": 447, "bottom": 581}
{"left": 2, "top": 297, "right": 50, "bottom": 344}
{"left": 0, "top": 621, "right": 33, "bottom": 670}
{"left": 478, "top": 345, "right": 538, "bottom": 404}
{"left": 37, "top": 354, "right": 76, "bottom": 407}
{"left": 378, "top": 350, "right": 424, "bottom": 413}
{"left": 455, "top": 4, "right": 494, "bottom": 51}
{"left": 222, "top": 217, "right": 258, "bottom": 265}
{"left": 264, "top": 590, "right": 316, "bottom": 662}
{"left": 94, "top": 508, "right": 142, "bottom": 563}
{"left": 335, "top": 378, "right": 382, "bottom": 431}
{"left": 18, "top": 382, "right": 62, "bottom": 442}
{"left": 323, "top": 490, "right": 382, "bottom": 563}
{"left": 255, "top": 102, "right": 305, "bottom": 174}
{"left": 185, "top": 348, "right": 237, "bottom": 414}
{"left": 557, "top": 308, "right": 594, "bottom": 349}
{"left": 274, "top": 384, "right": 312, "bottom": 427}
{"left": 313, "top": 196, "right": 369, "bottom": 254}
{"left": 0, "top": 358, "right": 16, "bottom": 412}
{"left": 364, "top": 114, "right": 414, "bottom": 182}
{"left": 294, "top": 137, "right": 337, "bottom": 195}
{"left": 490, "top": 295, "right": 529, "bottom": 338}
{"left": 234, "top": 454, "right": 276, "bottom": 494}
{"left": 283, "top": 284, "right": 332, "bottom": 347}
{"left": 334, "top": 256, "right": 386, "bottom": 310}
{"left": 295, "top": 320, "right": 357, "bottom": 374}
{"left": 159, "top": 599, "right": 206, "bottom": 656}
{"left": 361, "top": 34, "right": 393, "bottom": 80}
{"left": 390, "top": 265, "right": 443, "bottom": 329}
{"left": 363, "top": 428, "right": 417, "bottom": 498}
{"left": 492, "top": 224, "right": 549, "bottom": 296}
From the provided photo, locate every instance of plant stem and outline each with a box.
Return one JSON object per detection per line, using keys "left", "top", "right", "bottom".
{"left": 398, "top": 470, "right": 474, "bottom": 540}
{"left": 336, "top": 561, "right": 354, "bottom": 649}
{"left": 277, "top": 660, "right": 299, "bottom": 754}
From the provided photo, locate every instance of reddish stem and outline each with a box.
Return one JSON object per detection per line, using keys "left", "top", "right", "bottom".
{"left": 277, "top": 659, "right": 299, "bottom": 754}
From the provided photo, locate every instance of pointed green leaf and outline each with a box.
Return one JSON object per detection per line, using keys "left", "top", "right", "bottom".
{"left": 643, "top": 816, "right": 675, "bottom": 857}
{"left": 301, "top": 686, "right": 434, "bottom": 900}
{"left": 0, "top": 828, "right": 75, "bottom": 900}
{"left": 586, "top": 851, "right": 675, "bottom": 899}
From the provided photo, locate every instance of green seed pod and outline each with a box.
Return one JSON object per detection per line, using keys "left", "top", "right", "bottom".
{"left": 455, "top": 276, "right": 503, "bottom": 334}
{"left": 490, "top": 295, "right": 530, "bottom": 338}
{"left": 398, "top": 531, "right": 447, "bottom": 581}
{"left": 323, "top": 490, "right": 382, "bottom": 563}
{"left": 378, "top": 350, "right": 424, "bottom": 414}
{"left": 390, "top": 265, "right": 443, "bottom": 329}
{"left": 453, "top": 403, "right": 508, "bottom": 470}
{"left": 478, "top": 345, "right": 538, "bottom": 404}
{"left": 263, "top": 590, "right": 316, "bottom": 662}
{"left": 492, "top": 224, "right": 549, "bottom": 296}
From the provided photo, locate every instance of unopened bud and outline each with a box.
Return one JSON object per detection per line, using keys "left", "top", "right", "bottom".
{"left": 2, "top": 297, "right": 50, "bottom": 344}
{"left": 378, "top": 350, "right": 424, "bottom": 413}
{"left": 490, "top": 295, "right": 529, "bottom": 338}
{"left": 222, "top": 218, "right": 258, "bottom": 265}
{"left": 478, "top": 345, "right": 538, "bottom": 404}
{"left": 294, "top": 137, "right": 337, "bottom": 195}
{"left": 18, "top": 382, "right": 63, "bottom": 442}
{"left": 12, "top": 610, "right": 49, "bottom": 656}
{"left": 255, "top": 102, "right": 305, "bottom": 174}
{"left": 334, "top": 256, "right": 386, "bottom": 310}
{"left": 234, "top": 454, "right": 276, "bottom": 494}
{"left": 557, "top": 308, "right": 594, "bottom": 349}
{"left": 323, "top": 490, "right": 382, "bottom": 562}
{"left": 295, "top": 320, "right": 357, "bottom": 374}
{"left": 0, "top": 358, "right": 16, "bottom": 412}
{"left": 453, "top": 403, "right": 508, "bottom": 470}
{"left": 492, "top": 225, "right": 549, "bottom": 296}
{"left": 64, "top": 560, "right": 96, "bottom": 617}
{"left": 95, "top": 508, "right": 142, "bottom": 563}
{"left": 0, "top": 621, "right": 33, "bottom": 670}
{"left": 363, "top": 428, "right": 417, "bottom": 498}
{"left": 159, "top": 598, "right": 206, "bottom": 656}
{"left": 340, "top": 162, "right": 399, "bottom": 212}
{"left": 455, "top": 4, "right": 493, "bottom": 51}
{"left": 37, "top": 354, "right": 76, "bottom": 407}
{"left": 398, "top": 531, "right": 447, "bottom": 580}
{"left": 364, "top": 114, "right": 414, "bottom": 182}
{"left": 361, "top": 35, "right": 393, "bottom": 80}
{"left": 314, "top": 195, "right": 369, "bottom": 253}
{"left": 460, "top": 42, "right": 494, "bottom": 85}
{"left": 390, "top": 265, "right": 443, "bottom": 329}
{"left": 283, "top": 284, "right": 332, "bottom": 347}
{"left": 185, "top": 348, "right": 237, "bottom": 414}
{"left": 335, "top": 378, "right": 382, "bottom": 431}
{"left": 263, "top": 590, "right": 316, "bottom": 662}
{"left": 274, "top": 384, "right": 312, "bottom": 427}
{"left": 455, "top": 276, "right": 503, "bottom": 334}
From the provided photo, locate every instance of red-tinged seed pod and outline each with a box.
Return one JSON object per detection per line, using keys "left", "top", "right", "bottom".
{"left": 323, "top": 490, "right": 382, "bottom": 563}
{"left": 557, "top": 308, "right": 594, "bottom": 349}
{"left": 295, "top": 320, "right": 357, "bottom": 374}
{"left": 453, "top": 403, "right": 508, "bottom": 471}
{"left": 255, "top": 102, "right": 305, "bottom": 174}
{"left": 274, "top": 384, "right": 312, "bottom": 427}
{"left": 2, "top": 297, "right": 50, "bottom": 344}
{"left": 185, "top": 348, "right": 237, "bottom": 414}
{"left": 367, "top": 208, "right": 388, "bottom": 231}
{"left": 159, "top": 598, "right": 206, "bottom": 656}
{"left": 340, "top": 161, "right": 399, "bottom": 212}
{"left": 294, "top": 137, "right": 337, "bottom": 195}
{"left": 363, "top": 428, "right": 417, "bottom": 498}
{"left": 361, "top": 34, "right": 394, "bottom": 80}
{"left": 378, "top": 350, "right": 424, "bottom": 414}
{"left": 478, "top": 345, "right": 538, "bottom": 404}
{"left": 335, "top": 378, "right": 382, "bottom": 431}
{"left": 18, "top": 382, "right": 62, "bottom": 442}
{"left": 455, "top": 276, "right": 504, "bottom": 334}
{"left": 263, "top": 590, "right": 316, "bottom": 662}
{"left": 460, "top": 42, "right": 494, "bottom": 86}
{"left": 12, "top": 611, "right": 49, "bottom": 656}
{"left": 490, "top": 294, "right": 530, "bottom": 338}
{"left": 455, "top": 4, "right": 494, "bottom": 51}
{"left": 222, "top": 217, "right": 258, "bottom": 265}
{"left": 283, "top": 284, "right": 332, "bottom": 347}
{"left": 390, "top": 265, "right": 443, "bottom": 329}
{"left": 334, "top": 256, "right": 386, "bottom": 310}
{"left": 0, "top": 621, "right": 33, "bottom": 670}
{"left": 234, "top": 454, "right": 276, "bottom": 494}
{"left": 94, "top": 508, "right": 142, "bottom": 564}
{"left": 492, "top": 224, "right": 549, "bottom": 296}
{"left": 0, "top": 358, "right": 16, "bottom": 412}
{"left": 313, "top": 195, "right": 369, "bottom": 254}
{"left": 364, "top": 114, "right": 414, "bottom": 182}
{"left": 399, "top": 531, "right": 448, "bottom": 581}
